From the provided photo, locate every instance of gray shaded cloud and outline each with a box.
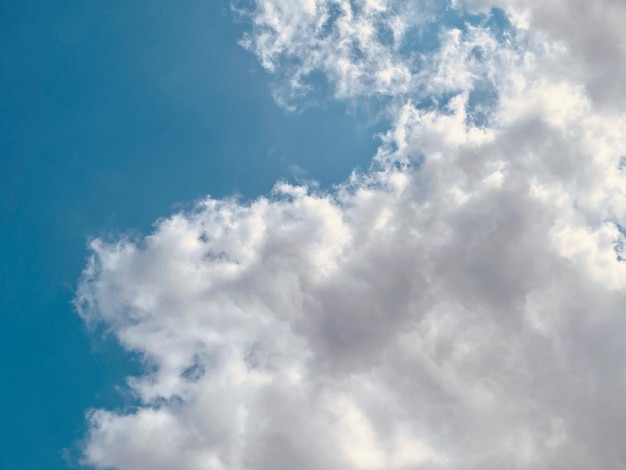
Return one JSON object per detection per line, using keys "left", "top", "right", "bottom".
{"left": 457, "top": 0, "right": 626, "bottom": 107}
{"left": 76, "top": 1, "right": 626, "bottom": 468}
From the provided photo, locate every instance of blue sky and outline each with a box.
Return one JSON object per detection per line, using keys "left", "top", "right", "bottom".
{"left": 0, "top": 1, "right": 378, "bottom": 468}
{"left": 4, "top": 1, "right": 626, "bottom": 469}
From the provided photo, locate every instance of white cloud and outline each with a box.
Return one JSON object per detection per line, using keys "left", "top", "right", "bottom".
{"left": 238, "top": 0, "right": 428, "bottom": 104}
{"left": 77, "top": 1, "right": 626, "bottom": 469}
{"left": 456, "top": 0, "right": 626, "bottom": 107}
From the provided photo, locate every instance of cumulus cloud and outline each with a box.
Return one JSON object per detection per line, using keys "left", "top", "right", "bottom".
{"left": 456, "top": 0, "right": 626, "bottom": 107}
{"left": 76, "top": 1, "right": 626, "bottom": 469}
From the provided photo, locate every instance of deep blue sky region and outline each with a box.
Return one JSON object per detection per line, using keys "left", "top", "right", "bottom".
{"left": 0, "top": 1, "right": 378, "bottom": 468}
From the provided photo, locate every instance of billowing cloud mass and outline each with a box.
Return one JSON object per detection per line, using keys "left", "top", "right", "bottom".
{"left": 76, "top": 1, "right": 626, "bottom": 469}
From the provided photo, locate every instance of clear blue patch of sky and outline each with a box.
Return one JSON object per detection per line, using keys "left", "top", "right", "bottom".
{"left": 612, "top": 222, "right": 626, "bottom": 262}
{"left": 0, "top": 1, "right": 381, "bottom": 468}
{"left": 466, "top": 78, "right": 499, "bottom": 127}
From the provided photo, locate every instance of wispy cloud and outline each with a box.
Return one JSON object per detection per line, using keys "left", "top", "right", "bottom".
{"left": 458, "top": 0, "right": 626, "bottom": 106}
{"left": 77, "top": 1, "right": 626, "bottom": 468}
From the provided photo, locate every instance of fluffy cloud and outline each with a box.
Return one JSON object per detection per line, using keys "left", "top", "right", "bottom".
{"left": 76, "top": 1, "right": 626, "bottom": 469}
{"left": 456, "top": 0, "right": 626, "bottom": 107}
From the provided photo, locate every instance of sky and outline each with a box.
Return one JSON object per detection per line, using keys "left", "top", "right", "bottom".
{"left": 3, "top": 0, "right": 626, "bottom": 469}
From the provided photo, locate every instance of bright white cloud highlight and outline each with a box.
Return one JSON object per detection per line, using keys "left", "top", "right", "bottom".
{"left": 77, "top": 1, "right": 626, "bottom": 468}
